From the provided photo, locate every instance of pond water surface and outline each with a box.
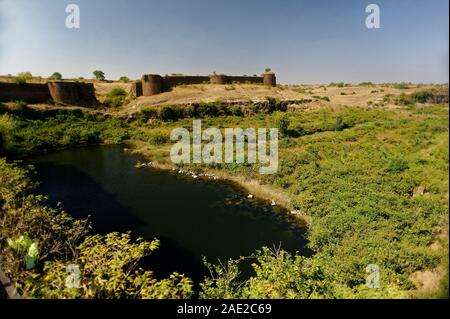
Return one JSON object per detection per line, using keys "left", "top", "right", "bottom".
{"left": 28, "top": 146, "right": 308, "bottom": 284}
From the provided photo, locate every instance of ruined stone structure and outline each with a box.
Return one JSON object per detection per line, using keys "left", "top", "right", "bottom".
{"left": 130, "top": 81, "right": 143, "bottom": 98}
{"left": 132, "top": 71, "right": 277, "bottom": 97}
{"left": 0, "top": 82, "right": 52, "bottom": 103}
{"left": 263, "top": 72, "right": 277, "bottom": 87}
{"left": 142, "top": 74, "right": 164, "bottom": 96}
{"left": 1, "top": 69, "right": 277, "bottom": 103}
{"left": 48, "top": 82, "right": 96, "bottom": 105}
{"left": 0, "top": 82, "right": 97, "bottom": 105}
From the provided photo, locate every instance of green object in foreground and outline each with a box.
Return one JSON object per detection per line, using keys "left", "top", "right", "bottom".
{"left": 7, "top": 234, "right": 39, "bottom": 269}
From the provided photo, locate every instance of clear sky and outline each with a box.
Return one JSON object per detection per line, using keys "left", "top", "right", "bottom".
{"left": 0, "top": 0, "right": 448, "bottom": 83}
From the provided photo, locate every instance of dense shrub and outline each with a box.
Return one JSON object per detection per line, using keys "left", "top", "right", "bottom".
{"left": 104, "top": 88, "right": 128, "bottom": 108}
{"left": 119, "top": 76, "right": 130, "bottom": 83}
{"left": 313, "top": 95, "right": 330, "bottom": 102}
{"left": 14, "top": 72, "right": 32, "bottom": 85}
{"left": 49, "top": 72, "right": 62, "bottom": 80}
{"left": 187, "top": 102, "right": 220, "bottom": 117}
{"left": 159, "top": 105, "right": 183, "bottom": 121}
{"left": 149, "top": 133, "right": 169, "bottom": 145}
{"left": 392, "top": 82, "right": 411, "bottom": 89}
{"left": 200, "top": 247, "right": 335, "bottom": 299}
{"left": 227, "top": 105, "right": 244, "bottom": 116}
{"left": 13, "top": 101, "right": 29, "bottom": 116}
{"left": 397, "top": 90, "right": 435, "bottom": 106}
{"left": 2, "top": 111, "right": 129, "bottom": 155}
{"left": 133, "top": 108, "right": 159, "bottom": 124}
{"left": 273, "top": 112, "right": 290, "bottom": 137}
{"left": 386, "top": 156, "right": 409, "bottom": 172}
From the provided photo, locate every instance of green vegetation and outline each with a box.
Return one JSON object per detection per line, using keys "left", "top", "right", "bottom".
{"left": 329, "top": 82, "right": 348, "bottom": 88}
{"left": 273, "top": 112, "right": 290, "bottom": 137}
{"left": 0, "top": 96, "right": 448, "bottom": 299}
{"left": 292, "top": 87, "right": 307, "bottom": 94}
{"left": 1, "top": 110, "right": 129, "bottom": 155}
{"left": 104, "top": 88, "right": 128, "bottom": 108}
{"left": 49, "top": 72, "right": 62, "bottom": 80}
{"left": 391, "top": 82, "right": 411, "bottom": 89}
{"left": 358, "top": 82, "right": 375, "bottom": 87}
{"left": 132, "top": 97, "right": 287, "bottom": 123}
{"left": 312, "top": 95, "right": 331, "bottom": 102}
{"left": 159, "top": 105, "right": 184, "bottom": 122}
{"left": 397, "top": 90, "right": 434, "bottom": 106}
{"left": 119, "top": 76, "right": 130, "bottom": 83}
{"left": 200, "top": 247, "right": 333, "bottom": 298}
{"left": 14, "top": 72, "right": 33, "bottom": 85}
{"left": 129, "top": 104, "right": 449, "bottom": 298}
{"left": 13, "top": 101, "right": 29, "bottom": 115}
{"left": 93, "top": 70, "right": 106, "bottom": 81}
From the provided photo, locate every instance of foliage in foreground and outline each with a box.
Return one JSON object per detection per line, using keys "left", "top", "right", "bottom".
{"left": 0, "top": 158, "right": 193, "bottom": 298}
{"left": 200, "top": 247, "right": 334, "bottom": 299}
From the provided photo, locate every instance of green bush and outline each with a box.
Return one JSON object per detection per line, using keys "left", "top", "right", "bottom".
{"left": 149, "top": 133, "right": 169, "bottom": 145}
{"left": 14, "top": 72, "right": 32, "bottom": 84}
{"left": 104, "top": 88, "right": 127, "bottom": 108}
{"left": 14, "top": 101, "right": 29, "bottom": 113}
{"left": 134, "top": 108, "right": 158, "bottom": 123}
{"left": 186, "top": 102, "right": 220, "bottom": 117}
{"left": 200, "top": 247, "right": 335, "bottom": 299}
{"left": 386, "top": 156, "right": 409, "bottom": 172}
{"left": 312, "top": 95, "right": 330, "bottom": 102}
{"left": 265, "top": 97, "right": 286, "bottom": 113}
{"left": 273, "top": 112, "right": 290, "bottom": 137}
{"left": 396, "top": 90, "right": 434, "bottom": 106}
{"left": 159, "top": 105, "right": 183, "bottom": 121}
{"left": 392, "top": 82, "right": 410, "bottom": 89}
{"left": 4, "top": 111, "right": 129, "bottom": 155}
{"left": 14, "top": 77, "right": 27, "bottom": 85}
{"left": 329, "top": 82, "right": 345, "bottom": 87}
{"left": 49, "top": 72, "right": 62, "bottom": 80}
{"left": 227, "top": 105, "right": 244, "bottom": 116}
{"left": 333, "top": 114, "right": 349, "bottom": 131}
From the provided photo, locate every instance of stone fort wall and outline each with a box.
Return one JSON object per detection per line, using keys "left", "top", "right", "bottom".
{"left": 0, "top": 82, "right": 97, "bottom": 105}
{"left": 0, "top": 70, "right": 277, "bottom": 103}
{"left": 133, "top": 72, "right": 276, "bottom": 97}
{"left": 0, "top": 82, "right": 52, "bottom": 103}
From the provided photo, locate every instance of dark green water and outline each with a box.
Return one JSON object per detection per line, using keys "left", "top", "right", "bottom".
{"left": 28, "top": 145, "right": 307, "bottom": 283}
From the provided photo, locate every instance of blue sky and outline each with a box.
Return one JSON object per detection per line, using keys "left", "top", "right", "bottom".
{"left": 0, "top": 0, "right": 448, "bottom": 83}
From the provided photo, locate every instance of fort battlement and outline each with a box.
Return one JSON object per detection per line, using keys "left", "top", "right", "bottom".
{"left": 0, "top": 70, "right": 277, "bottom": 104}
{"left": 0, "top": 82, "right": 97, "bottom": 105}
{"left": 132, "top": 71, "right": 276, "bottom": 97}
